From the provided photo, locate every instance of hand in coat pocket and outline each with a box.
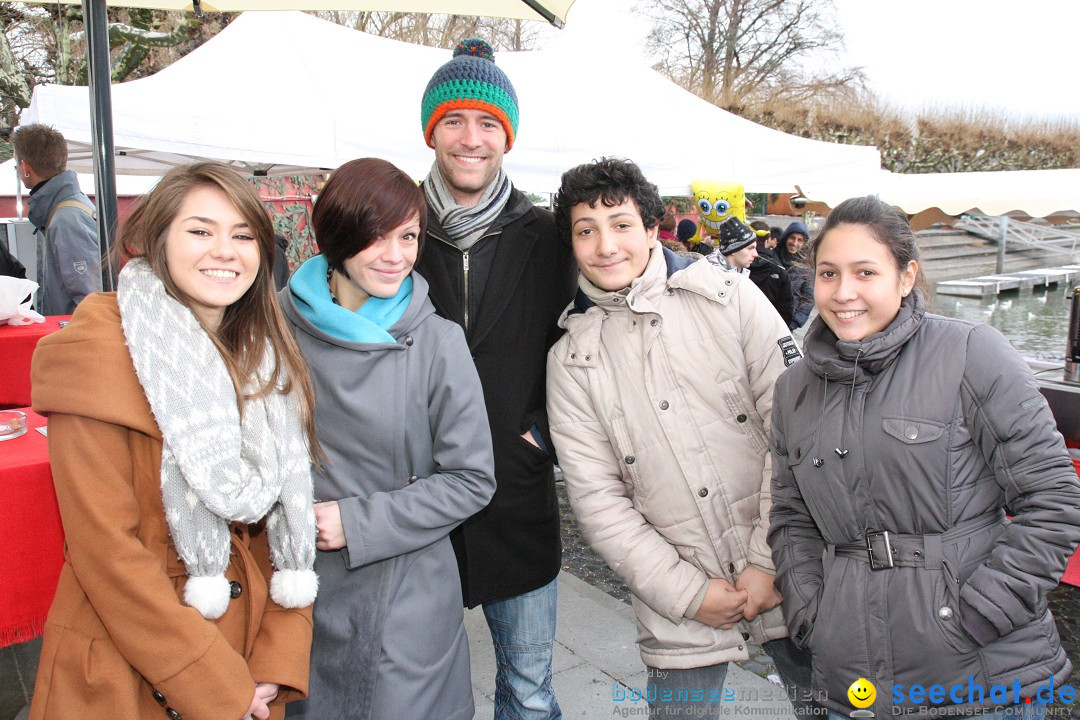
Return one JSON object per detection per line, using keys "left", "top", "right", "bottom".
{"left": 315, "top": 501, "right": 345, "bottom": 551}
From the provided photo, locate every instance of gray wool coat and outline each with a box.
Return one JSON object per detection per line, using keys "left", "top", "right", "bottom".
{"left": 281, "top": 271, "right": 496, "bottom": 720}
{"left": 769, "top": 291, "right": 1080, "bottom": 718}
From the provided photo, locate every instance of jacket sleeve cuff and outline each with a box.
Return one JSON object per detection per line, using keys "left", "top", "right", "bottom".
{"left": 248, "top": 606, "right": 314, "bottom": 701}
{"left": 155, "top": 630, "right": 254, "bottom": 719}
{"left": 960, "top": 600, "right": 1000, "bottom": 647}
{"left": 683, "top": 580, "right": 710, "bottom": 620}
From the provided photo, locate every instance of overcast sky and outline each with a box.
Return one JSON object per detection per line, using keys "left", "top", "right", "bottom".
{"left": 554, "top": 0, "right": 1080, "bottom": 123}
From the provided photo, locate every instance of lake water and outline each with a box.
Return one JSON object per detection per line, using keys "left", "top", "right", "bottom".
{"left": 930, "top": 281, "right": 1079, "bottom": 361}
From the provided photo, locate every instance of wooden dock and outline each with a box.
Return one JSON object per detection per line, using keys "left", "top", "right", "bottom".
{"left": 935, "top": 265, "right": 1080, "bottom": 298}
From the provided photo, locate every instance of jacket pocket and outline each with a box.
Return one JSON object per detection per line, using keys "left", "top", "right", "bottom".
{"left": 881, "top": 417, "right": 946, "bottom": 444}
{"left": 935, "top": 560, "right": 979, "bottom": 654}
{"left": 717, "top": 378, "right": 767, "bottom": 454}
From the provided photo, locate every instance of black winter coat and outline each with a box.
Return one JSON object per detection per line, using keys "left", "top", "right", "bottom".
{"left": 748, "top": 255, "right": 793, "bottom": 326}
{"left": 415, "top": 187, "right": 578, "bottom": 606}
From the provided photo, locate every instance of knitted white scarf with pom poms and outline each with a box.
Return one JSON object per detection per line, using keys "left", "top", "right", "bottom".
{"left": 118, "top": 259, "right": 317, "bottom": 618}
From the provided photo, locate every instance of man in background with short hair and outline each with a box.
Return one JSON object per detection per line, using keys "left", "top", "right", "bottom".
{"left": 12, "top": 123, "right": 100, "bottom": 315}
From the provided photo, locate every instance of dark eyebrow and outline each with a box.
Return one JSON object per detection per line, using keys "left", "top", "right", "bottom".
{"left": 181, "top": 216, "right": 250, "bottom": 229}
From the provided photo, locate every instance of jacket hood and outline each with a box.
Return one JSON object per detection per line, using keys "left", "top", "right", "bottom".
{"left": 27, "top": 170, "right": 84, "bottom": 231}
{"left": 31, "top": 292, "right": 159, "bottom": 437}
{"left": 780, "top": 221, "right": 810, "bottom": 243}
{"left": 280, "top": 265, "right": 437, "bottom": 350}
{"left": 801, "top": 288, "right": 926, "bottom": 383}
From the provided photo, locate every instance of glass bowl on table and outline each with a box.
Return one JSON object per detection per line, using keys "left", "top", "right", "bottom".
{"left": 0, "top": 409, "right": 28, "bottom": 441}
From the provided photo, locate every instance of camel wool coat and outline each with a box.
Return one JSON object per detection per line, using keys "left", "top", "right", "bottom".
{"left": 28, "top": 293, "right": 313, "bottom": 720}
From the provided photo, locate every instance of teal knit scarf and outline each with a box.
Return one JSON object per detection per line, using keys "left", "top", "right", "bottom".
{"left": 290, "top": 254, "right": 412, "bottom": 343}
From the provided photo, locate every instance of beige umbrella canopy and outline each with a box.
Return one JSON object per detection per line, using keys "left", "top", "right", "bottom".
{"left": 19, "top": 0, "right": 574, "bottom": 289}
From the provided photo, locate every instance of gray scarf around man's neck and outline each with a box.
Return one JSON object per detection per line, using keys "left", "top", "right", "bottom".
{"left": 424, "top": 161, "right": 511, "bottom": 251}
{"left": 117, "top": 259, "right": 317, "bottom": 619}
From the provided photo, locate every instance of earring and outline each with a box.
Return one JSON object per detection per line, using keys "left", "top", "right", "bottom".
{"left": 23, "top": 172, "right": 30, "bottom": 179}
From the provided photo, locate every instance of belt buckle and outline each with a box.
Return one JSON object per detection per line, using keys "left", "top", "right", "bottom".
{"left": 865, "top": 530, "right": 894, "bottom": 570}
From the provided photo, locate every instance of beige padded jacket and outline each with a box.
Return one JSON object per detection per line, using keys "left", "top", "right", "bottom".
{"left": 548, "top": 247, "right": 798, "bottom": 669}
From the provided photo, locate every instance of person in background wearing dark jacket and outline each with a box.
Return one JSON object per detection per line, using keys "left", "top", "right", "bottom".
{"left": 741, "top": 222, "right": 794, "bottom": 326}
{"left": 768, "top": 196, "right": 1080, "bottom": 719}
{"left": 12, "top": 123, "right": 100, "bottom": 315}
{"left": 775, "top": 221, "right": 812, "bottom": 330}
{"left": 676, "top": 218, "right": 697, "bottom": 252}
{"left": 414, "top": 38, "right": 577, "bottom": 720}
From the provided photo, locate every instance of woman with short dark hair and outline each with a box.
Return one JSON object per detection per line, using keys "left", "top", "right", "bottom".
{"left": 280, "top": 157, "right": 495, "bottom": 720}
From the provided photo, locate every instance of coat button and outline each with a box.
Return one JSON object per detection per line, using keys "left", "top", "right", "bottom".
{"left": 625, "top": 456, "right": 635, "bottom": 465}
{"left": 938, "top": 606, "right": 954, "bottom": 621}
{"left": 585, "top": 355, "right": 591, "bottom": 361}
{"left": 742, "top": 632, "right": 750, "bottom": 641}
{"left": 570, "top": 353, "right": 576, "bottom": 359}
{"left": 659, "top": 401, "right": 669, "bottom": 410}
{"left": 717, "top": 291, "right": 726, "bottom": 298}
{"left": 728, "top": 563, "right": 736, "bottom": 573}
{"left": 698, "top": 488, "right": 708, "bottom": 497}
{"left": 905, "top": 425, "right": 918, "bottom": 440}
{"left": 650, "top": 319, "right": 659, "bottom": 327}
{"left": 736, "top": 414, "right": 747, "bottom": 423}
{"left": 613, "top": 297, "right": 622, "bottom": 303}
{"left": 166, "top": 709, "right": 183, "bottom": 720}
{"left": 229, "top": 581, "right": 242, "bottom": 599}
{"left": 793, "top": 447, "right": 801, "bottom": 460}
{"left": 404, "top": 336, "right": 414, "bottom": 346}
{"left": 725, "top": 278, "right": 733, "bottom": 286}
{"left": 152, "top": 689, "right": 166, "bottom": 706}
{"left": 407, "top": 475, "right": 418, "bottom": 485}
{"left": 737, "top": 644, "right": 744, "bottom": 651}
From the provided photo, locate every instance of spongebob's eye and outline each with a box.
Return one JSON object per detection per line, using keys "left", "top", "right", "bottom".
{"left": 697, "top": 199, "right": 712, "bottom": 215}
{"left": 713, "top": 200, "right": 731, "bottom": 217}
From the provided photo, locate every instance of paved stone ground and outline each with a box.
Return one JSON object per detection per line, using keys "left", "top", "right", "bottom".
{"left": 558, "top": 479, "right": 1080, "bottom": 717}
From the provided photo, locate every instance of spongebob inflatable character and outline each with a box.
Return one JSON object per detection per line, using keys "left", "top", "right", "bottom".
{"left": 691, "top": 181, "right": 746, "bottom": 247}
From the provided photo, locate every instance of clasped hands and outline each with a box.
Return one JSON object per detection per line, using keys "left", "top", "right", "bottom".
{"left": 692, "top": 565, "right": 782, "bottom": 630}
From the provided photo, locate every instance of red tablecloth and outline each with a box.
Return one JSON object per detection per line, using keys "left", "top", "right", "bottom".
{"left": 0, "top": 316, "right": 71, "bottom": 409}
{"left": 0, "top": 408, "right": 64, "bottom": 648}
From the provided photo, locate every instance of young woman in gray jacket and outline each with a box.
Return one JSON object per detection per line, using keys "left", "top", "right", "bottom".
{"left": 769, "top": 195, "right": 1080, "bottom": 719}
{"left": 280, "top": 158, "right": 496, "bottom": 720}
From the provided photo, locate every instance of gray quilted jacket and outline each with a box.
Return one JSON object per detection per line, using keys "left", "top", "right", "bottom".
{"left": 769, "top": 290, "right": 1080, "bottom": 717}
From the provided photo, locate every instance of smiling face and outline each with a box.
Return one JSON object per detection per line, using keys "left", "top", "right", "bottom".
{"left": 334, "top": 212, "right": 420, "bottom": 310}
{"left": 786, "top": 232, "right": 807, "bottom": 256}
{"left": 164, "top": 185, "right": 260, "bottom": 331}
{"left": 571, "top": 198, "right": 657, "bottom": 292}
{"left": 813, "top": 223, "right": 917, "bottom": 342}
{"left": 847, "top": 678, "right": 876, "bottom": 709}
{"left": 431, "top": 108, "right": 507, "bottom": 207}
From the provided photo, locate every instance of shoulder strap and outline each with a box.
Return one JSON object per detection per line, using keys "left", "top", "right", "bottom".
{"left": 46, "top": 199, "right": 97, "bottom": 232}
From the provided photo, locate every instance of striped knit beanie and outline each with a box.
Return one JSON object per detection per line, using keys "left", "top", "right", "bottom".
{"left": 421, "top": 38, "right": 519, "bottom": 150}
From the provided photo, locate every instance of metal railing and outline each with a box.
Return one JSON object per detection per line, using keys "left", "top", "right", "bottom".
{"left": 956, "top": 215, "right": 1080, "bottom": 272}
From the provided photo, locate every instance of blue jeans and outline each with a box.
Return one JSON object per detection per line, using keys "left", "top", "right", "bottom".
{"left": 483, "top": 577, "right": 562, "bottom": 719}
{"left": 645, "top": 637, "right": 819, "bottom": 717}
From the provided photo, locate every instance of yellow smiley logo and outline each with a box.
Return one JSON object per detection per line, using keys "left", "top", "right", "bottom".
{"left": 847, "top": 678, "right": 876, "bottom": 708}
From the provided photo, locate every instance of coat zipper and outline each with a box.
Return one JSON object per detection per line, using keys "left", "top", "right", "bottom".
{"left": 432, "top": 230, "right": 500, "bottom": 334}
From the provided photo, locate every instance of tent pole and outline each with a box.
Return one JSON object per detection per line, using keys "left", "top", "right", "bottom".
{"left": 81, "top": 0, "right": 118, "bottom": 291}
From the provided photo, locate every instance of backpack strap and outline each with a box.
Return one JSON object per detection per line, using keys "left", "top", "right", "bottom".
{"left": 46, "top": 199, "right": 97, "bottom": 232}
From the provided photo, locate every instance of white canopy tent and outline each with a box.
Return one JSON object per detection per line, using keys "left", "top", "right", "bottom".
{"left": 20, "top": 10, "right": 881, "bottom": 195}
{"left": 802, "top": 168, "right": 1080, "bottom": 219}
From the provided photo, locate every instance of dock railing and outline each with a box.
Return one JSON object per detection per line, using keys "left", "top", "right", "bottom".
{"left": 956, "top": 215, "right": 1080, "bottom": 272}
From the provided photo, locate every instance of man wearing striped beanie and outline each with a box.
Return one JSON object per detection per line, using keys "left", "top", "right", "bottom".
{"left": 415, "top": 39, "right": 576, "bottom": 720}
